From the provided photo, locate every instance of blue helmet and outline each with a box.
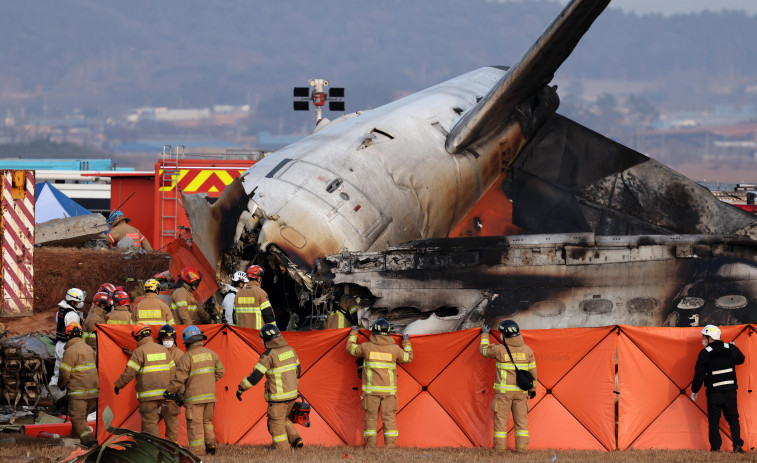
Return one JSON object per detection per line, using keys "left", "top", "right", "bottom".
{"left": 106, "top": 210, "right": 129, "bottom": 226}
{"left": 182, "top": 325, "right": 205, "bottom": 345}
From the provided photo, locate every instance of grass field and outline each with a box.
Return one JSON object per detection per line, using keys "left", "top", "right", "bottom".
{"left": 0, "top": 436, "right": 752, "bottom": 463}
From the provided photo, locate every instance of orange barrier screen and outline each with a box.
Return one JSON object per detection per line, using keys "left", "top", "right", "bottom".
{"left": 96, "top": 324, "right": 756, "bottom": 450}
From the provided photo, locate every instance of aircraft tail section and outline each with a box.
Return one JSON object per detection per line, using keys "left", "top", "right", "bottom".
{"left": 446, "top": 0, "right": 610, "bottom": 154}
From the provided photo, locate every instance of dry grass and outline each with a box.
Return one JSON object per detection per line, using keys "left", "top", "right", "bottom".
{"left": 0, "top": 435, "right": 753, "bottom": 463}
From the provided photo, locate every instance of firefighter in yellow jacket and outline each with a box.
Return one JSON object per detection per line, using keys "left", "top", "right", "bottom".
{"left": 347, "top": 318, "right": 413, "bottom": 448}
{"left": 165, "top": 325, "right": 224, "bottom": 456}
{"left": 133, "top": 279, "right": 174, "bottom": 325}
{"left": 114, "top": 324, "right": 175, "bottom": 438}
{"left": 57, "top": 322, "right": 99, "bottom": 448}
{"left": 106, "top": 290, "right": 133, "bottom": 325}
{"left": 171, "top": 267, "right": 210, "bottom": 325}
{"left": 82, "top": 291, "right": 113, "bottom": 351}
{"left": 236, "top": 324, "right": 303, "bottom": 449}
{"left": 234, "top": 265, "right": 275, "bottom": 329}
{"left": 157, "top": 324, "right": 183, "bottom": 443}
{"left": 480, "top": 320, "right": 537, "bottom": 452}
{"left": 106, "top": 210, "right": 152, "bottom": 251}
{"left": 326, "top": 294, "right": 359, "bottom": 329}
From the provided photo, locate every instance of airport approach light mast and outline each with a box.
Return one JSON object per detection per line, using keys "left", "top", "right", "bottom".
{"left": 293, "top": 79, "right": 345, "bottom": 125}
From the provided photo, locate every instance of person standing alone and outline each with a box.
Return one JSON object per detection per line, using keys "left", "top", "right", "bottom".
{"left": 691, "top": 324, "right": 745, "bottom": 453}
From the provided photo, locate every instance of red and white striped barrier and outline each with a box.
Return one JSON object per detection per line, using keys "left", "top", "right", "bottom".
{"left": 1, "top": 170, "right": 34, "bottom": 317}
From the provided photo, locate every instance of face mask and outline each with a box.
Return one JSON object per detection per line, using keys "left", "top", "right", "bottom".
{"left": 702, "top": 339, "right": 708, "bottom": 347}
{"left": 75, "top": 301, "right": 84, "bottom": 310}
{"left": 162, "top": 340, "right": 174, "bottom": 349}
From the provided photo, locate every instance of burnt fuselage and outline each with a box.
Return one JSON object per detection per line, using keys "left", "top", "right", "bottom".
{"left": 314, "top": 234, "right": 757, "bottom": 332}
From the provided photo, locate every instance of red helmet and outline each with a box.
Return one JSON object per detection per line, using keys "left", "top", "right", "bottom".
{"left": 98, "top": 283, "right": 116, "bottom": 295}
{"left": 132, "top": 323, "right": 151, "bottom": 340}
{"left": 113, "top": 289, "right": 130, "bottom": 306}
{"left": 246, "top": 265, "right": 264, "bottom": 279}
{"left": 93, "top": 291, "right": 113, "bottom": 308}
{"left": 180, "top": 267, "right": 202, "bottom": 285}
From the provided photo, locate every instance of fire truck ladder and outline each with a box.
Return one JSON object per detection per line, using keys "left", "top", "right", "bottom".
{"left": 159, "top": 145, "right": 184, "bottom": 249}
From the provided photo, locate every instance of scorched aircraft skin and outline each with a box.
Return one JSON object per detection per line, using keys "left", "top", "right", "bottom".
{"left": 183, "top": 0, "right": 757, "bottom": 332}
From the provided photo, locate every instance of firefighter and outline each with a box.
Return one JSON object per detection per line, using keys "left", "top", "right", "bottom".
{"left": 233, "top": 265, "right": 275, "bottom": 329}
{"left": 480, "top": 320, "right": 537, "bottom": 452}
{"left": 222, "top": 271, "right": 248, "bottom": 325}
{"left": 106, "top": 210, "right": 153, "bottom": 251}
{"left": 236, "top": 324, "right": 303, "bottom": 450}
{"left": 171, "top": 267, "right": 210, "bottom": 325}
{"left": 50, "top": 288, "right": 85, "bottom": 390}
{"left": 326, "top": 294, "right": 359, "bottom": 329}
{"left": 165, "top": 325, "right": 224, "bottom": 456}
{"left": 133, "top": 279, "right": 174, "bottom": 325}
{"left": 157, "top": 324, "right": 182, "bottom": 443}
{"left": 691, "top": 324, "right": 746, "bottom": 453}
{"left": 113, "top": 324, "right": 174, "bottom": 437}
{"left": 106, "top": 289, "right": 133, "bottom": 325}
{"left": 82, "top": 291, "right": 113, "bottom": 351}
{"left": 57, "top": 322, "right": 98, "bottom": 448}
{"left": 346, "top": 319, "right": 412, "bottom": 448}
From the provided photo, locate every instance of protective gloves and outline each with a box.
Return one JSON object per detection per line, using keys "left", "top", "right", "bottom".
{"left": 482, "top": 324, "right": 490, "bottom": 334}
{"left": 114, "top": 386, "right": 119, "bottom": 395}
{"left": 236, "top": 388, "right": 244, "bottom": 402}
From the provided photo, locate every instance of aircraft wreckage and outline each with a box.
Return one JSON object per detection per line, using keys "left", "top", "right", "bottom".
{"left": 183, "top": 0, "right": 757, "bottom": 334}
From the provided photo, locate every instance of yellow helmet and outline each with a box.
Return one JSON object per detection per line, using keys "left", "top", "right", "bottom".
{"left": 144, "top": 278, "right": 160, "bottom": 293}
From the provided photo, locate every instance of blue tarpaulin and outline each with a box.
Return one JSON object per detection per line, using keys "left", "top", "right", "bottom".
{"left": 34, "top": 182, "right": 91, "bottom": 223}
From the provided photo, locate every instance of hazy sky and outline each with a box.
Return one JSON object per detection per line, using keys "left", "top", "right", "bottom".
{"left": 504, "top": 0, "right": 757, "bottom": 16}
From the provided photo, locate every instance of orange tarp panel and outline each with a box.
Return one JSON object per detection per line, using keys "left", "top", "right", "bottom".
{"left": 739, "top": 326, "right": 757, "bottom": 450}
{"left": 618, "top": 325, "right": 751, "bottom": 451}
{"left": 96, "top": 324, "right": 757, "bottom": 450}
{"left": 166, "top": 233, "right": 218, "bottom": 304}
{"left": 520, "top": 394, "right": 607, "bottom": 450}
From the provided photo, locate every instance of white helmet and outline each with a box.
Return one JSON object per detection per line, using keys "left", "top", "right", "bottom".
{"left": 66, "top": 288, "right": 86, "bottom": 309}
{"left": 701, "top": 324, "right": 721, "bottom": 341}
{"left": 231, "top": 271, "right": 249, "bottom": 284}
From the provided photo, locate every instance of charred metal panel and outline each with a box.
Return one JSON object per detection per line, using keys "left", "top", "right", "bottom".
{"left": 511, "top": 114, "right": 757, "bottom": 236}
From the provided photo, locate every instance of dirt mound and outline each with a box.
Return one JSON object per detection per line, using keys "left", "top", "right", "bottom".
{"left": 0, "top": 247, "right": 170, "bottom": 335}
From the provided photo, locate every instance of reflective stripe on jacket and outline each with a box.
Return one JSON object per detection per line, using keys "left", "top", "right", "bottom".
{"left": 326, "top": 304, "right": 358, "bottom": 329}
{"left": 58, "top": 337, "right": 99, "bottom": 399}
{"left": 240, "top": 336, "right": 300, "bottom": 402}
{"left": 133, "top": 293, "right": 174, "bottom": 325}
{"left": 171, "top": 285, "right": 208, "bottom": 325}
{"left": 82, "top": 305, "right": 107, "bottom": 349}
{"left": 166, "top": 342, "right": 224, "bottom": 404}
{"left": 347, "top": 331, "right": 412, "bottom": 395}
{"left": 106, "top": 305, "right": 133, "bottom": 325}
{"left": 480, "top": 333, "right": 537, "bottom": 393}
{"left": 115, "top": 337, "right": 175, "bottom": 401}
{"left": 233, "top": 281, "right": 272, "bottom": 329}
{"left": 106, "top": 222, "right": 153, "bottom": 251}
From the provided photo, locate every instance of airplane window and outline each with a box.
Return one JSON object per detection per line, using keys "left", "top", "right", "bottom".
{"left": 530, "top": 300, "right": 565, "bottom": 317}
{"left": 627, "top": 297, "right": 658, "bottom": 315}
{"left": 715, "top": 295, "right": 747, "bottom": 309}
{"left": 579, "top": 299, "right": 612, "bottom": 315}
{"left": 677, "top": 297, "right": 704, "bottom": 310}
